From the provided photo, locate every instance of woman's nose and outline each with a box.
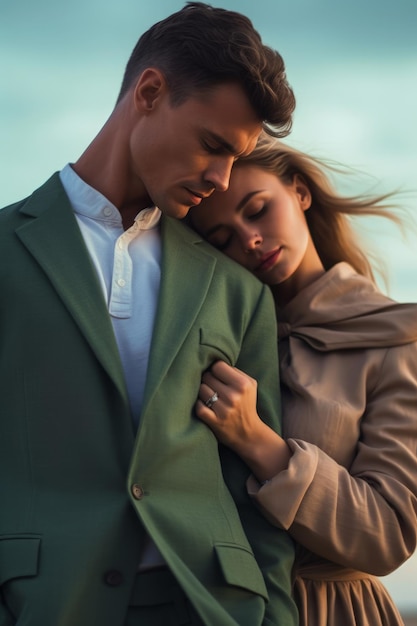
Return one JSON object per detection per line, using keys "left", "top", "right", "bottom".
{"left": 243, "top": 230, "right": 262, "bottom": 252}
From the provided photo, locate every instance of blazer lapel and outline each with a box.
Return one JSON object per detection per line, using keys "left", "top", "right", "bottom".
{"left": 142, "top": 216, "right": 217, "bottom": 411}
{"left": 16, "top": 174, "right": 128, "bottom": 403}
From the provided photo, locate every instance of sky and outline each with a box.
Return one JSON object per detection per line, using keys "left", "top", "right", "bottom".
{"left": 1, "top": 0, "right": 417, "bottom": 613}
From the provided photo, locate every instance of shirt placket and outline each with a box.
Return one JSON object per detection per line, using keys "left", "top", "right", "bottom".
{"left": 109, "top": 222, "right": 140, "bottom": 319}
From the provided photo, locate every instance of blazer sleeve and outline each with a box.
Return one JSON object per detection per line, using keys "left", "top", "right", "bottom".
{"left": 0, "top": 599, "right": 14, "bottom": 626}
{"left": 248, "top": 340, "right": 417, "bottom": 576}
{"left": 221, "top": 284, "right": 298, "bottom": 626}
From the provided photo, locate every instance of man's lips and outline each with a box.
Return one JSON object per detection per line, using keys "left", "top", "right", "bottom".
{"left": 186, "top": 188, "right": 213, "bottom": 205}
{"left": 255, "top": 248, "right": 282, "bottom": 272}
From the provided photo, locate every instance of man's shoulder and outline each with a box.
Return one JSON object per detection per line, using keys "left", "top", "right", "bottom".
{"left": 165, "top": 216, "right": 264, "bottom": 289}
{"left": 0, "top": 173, "right": 66, "bottom": 223}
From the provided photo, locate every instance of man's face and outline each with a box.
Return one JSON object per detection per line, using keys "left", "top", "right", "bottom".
{"left": 131, "top": 82, "right": 262, "bottom": 219}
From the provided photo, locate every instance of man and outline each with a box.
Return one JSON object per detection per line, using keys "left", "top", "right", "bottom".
{"left": 0, "top": 3, "right": 297, "bottom": 625}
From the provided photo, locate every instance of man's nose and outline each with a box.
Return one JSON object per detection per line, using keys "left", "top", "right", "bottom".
{"left": 204, "top": 157, "right": 234, "bottom": 192}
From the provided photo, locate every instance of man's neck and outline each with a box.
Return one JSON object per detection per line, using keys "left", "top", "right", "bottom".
{"left": 73, "top": 110, "right": 153, "bottom": 229}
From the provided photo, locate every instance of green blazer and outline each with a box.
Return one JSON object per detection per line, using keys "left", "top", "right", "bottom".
{"left": 0, "top": 174, "right": 297, "bottom": 626}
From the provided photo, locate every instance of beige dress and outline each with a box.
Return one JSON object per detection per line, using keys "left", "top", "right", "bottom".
{"left": 248, "top": 263, "right": 417, "bottom": 626}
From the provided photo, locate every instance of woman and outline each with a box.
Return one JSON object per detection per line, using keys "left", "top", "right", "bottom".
{"left": 189, "top": 135, "right": 417, "bottom": 626}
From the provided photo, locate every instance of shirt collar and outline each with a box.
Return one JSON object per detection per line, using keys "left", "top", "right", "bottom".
{"left": 59, "top": 163, "right": 161, "bottom": 229}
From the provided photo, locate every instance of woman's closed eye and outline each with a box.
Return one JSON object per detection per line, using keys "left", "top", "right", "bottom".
{"left": 207, "top": 205, "right": 268, "bottom": 250}
{"left": 246, "top": 203, "right": 268, "bottom": 221}
{"left": 208, "top": 231, "right": 232, "bottom": 251}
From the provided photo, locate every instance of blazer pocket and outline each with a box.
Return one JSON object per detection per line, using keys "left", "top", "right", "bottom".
{"left": 214, "top": 543, "right": 268, "bottom": 601}
{"left": 199, "top": 328, "right": 237, "bottom": 365}
{"left": 0, "top": 535, "right": 41, "bottom": 585}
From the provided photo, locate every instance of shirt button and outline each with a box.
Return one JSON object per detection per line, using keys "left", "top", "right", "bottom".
{"left": 103, "top": 207, "right": 113, "bottom": 217}
{"left": 131, "top": 484, "right": 144, "bottom": 500}
{"left": 103, "top": 570, "right": 124, "bottom": 586}
{"left": 117, "top": 278, "right": 126, "bottom": 287}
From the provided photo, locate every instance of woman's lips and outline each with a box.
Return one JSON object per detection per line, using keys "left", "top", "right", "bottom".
{"left": 256, "top": 248, "right": 282, "bottom": 272}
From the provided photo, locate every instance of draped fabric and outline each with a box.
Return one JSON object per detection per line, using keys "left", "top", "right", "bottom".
{"left": 249, "top": 263, "right": 417, "bottom": 625}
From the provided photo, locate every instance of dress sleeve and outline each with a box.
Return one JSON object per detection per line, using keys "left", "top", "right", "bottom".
{"left": 248, "top": 340, "right": 417, "bottom": 575}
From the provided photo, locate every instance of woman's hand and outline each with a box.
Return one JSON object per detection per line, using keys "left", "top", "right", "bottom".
{"left": 195, "top": 361, "right": 291, "bottom": 482}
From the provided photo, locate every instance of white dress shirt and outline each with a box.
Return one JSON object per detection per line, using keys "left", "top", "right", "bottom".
{"left": 59, "top": 163, "right": 161, "bottom": 427}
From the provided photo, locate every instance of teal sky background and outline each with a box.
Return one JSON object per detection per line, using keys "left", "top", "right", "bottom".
{"left": 1, "top": 0, "right": 417, "bottom": 613}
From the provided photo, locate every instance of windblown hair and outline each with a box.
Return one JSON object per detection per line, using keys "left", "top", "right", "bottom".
{"left": 117, "top": 2, "right": 295, "bottom": 138}
{"left": 235, "top": 134, "right": 404, "bottom": 282}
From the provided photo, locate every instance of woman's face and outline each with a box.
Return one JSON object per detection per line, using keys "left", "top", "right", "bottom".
{"left": 191, "top": 164, "right": 323, "bottom": 291}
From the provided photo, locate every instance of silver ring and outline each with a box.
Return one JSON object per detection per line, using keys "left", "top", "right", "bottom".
{"left": 205, "top": 391, "right": 219, "bottom": 409}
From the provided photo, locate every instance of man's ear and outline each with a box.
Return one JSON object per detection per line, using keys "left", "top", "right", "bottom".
{"left": 293, "top": 174, "right": 312, "bottom": 211}
{"left": 133, "top": 68, "right": 167, "bottom": 112}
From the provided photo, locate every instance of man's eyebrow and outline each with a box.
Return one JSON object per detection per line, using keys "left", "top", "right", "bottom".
{"left": 204, "top": 190, "right": 262, "bottom": 237}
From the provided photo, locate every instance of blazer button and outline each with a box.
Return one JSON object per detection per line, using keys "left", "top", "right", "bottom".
{"left": 131, "top": 484, "right": 144, "bottom": 500}
{"left": 103, "top": 570, "right": 124, "bottom": 586}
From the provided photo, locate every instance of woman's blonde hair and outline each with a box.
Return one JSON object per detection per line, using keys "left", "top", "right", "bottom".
{"left": 234, "top": 134, "right": 405, "bottom": 282}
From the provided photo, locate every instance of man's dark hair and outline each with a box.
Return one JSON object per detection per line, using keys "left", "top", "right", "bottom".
{"left": 117, "top": 2, "right": 295, "bottom": 138}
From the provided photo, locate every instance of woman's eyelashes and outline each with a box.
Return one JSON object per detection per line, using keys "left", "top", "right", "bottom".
{"left": 208, "top": 205, "right": 268, "bottom": 250}
{"left": 247, "top": 203, "right": 267, "bottom": 220}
